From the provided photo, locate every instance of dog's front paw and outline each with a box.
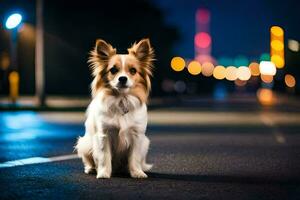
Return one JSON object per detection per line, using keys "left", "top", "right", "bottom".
{"left": 96, "top": 169, "right": 111, "bottom": 179}
{"left": 130, "top": 170, "right": 148, "bottom": 178}
{"left": 84, "top": 166, "right": 95, "bottom": 174}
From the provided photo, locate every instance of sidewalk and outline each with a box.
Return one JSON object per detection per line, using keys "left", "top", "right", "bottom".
{"left": 0, "top": 93, "right": 299, "bottom": 111}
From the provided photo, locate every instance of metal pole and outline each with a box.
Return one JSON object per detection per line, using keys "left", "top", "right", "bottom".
{"left": 35, "top": 0, "right": 45, "bottom": 106}
{"left": 9, "top": 30, "right": 19, "bottom": 104}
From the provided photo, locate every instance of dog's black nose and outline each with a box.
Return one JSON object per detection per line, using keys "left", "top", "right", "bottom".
{"left": 118, "top": 76, "right": 127, "bottom": 85}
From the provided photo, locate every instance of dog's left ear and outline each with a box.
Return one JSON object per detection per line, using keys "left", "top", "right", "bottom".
{"left": 128, "top": 38, "right": 155, "bottom": 67}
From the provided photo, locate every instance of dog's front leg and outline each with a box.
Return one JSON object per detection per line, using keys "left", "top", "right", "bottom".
{"left": 93, "top": 133, "right": 112, "bottom": 178}
{"left": 128, "top": 134, "right": 148, "bottom": 178}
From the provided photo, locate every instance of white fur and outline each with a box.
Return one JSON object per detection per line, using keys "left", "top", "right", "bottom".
{"left": 75, "top": 91, "right": 152, "bottom": 178}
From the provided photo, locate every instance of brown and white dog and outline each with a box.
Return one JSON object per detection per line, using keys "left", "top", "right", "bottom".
{"left": 75, "top": 39, "right": 154, "bottom": 178}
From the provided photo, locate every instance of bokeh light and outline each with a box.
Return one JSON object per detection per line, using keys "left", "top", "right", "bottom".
{"left": 234, "top": 55, "right": 249, "bottom": 66}
{"left": 271, "top": 40, "right": 284, "bottom": 51}
{"left": 271, "top": 26, "right": 284, "bottom": 37}
{"left": 261, "top": 74, "right": 273, "bottom": 83}
{"left": 249, "top": 62, "right": 260, "bottom": 76}
{"left": 259, "top": 61, "right": 276, "bottom": 76}
{"left": 288, "top": 39, "right": 299, "bottom": 52}
{"left": 218, "top": 57, "right": 233, "bottom": 66}
{"left": 225, "top": 66, "right": 238, "bottom": 81}
{"left": 257, "top": 88, "right": 275, "bottom": 106}
{"left": 195, "top": 32, "right": 211, "bottom": 48}
{"left": 271, "top": 55, "right": 285, "bottom": 68}
{"left": 171, "top": 57, "right": 185, "bottom": 72}
{"left": 270, "top": 26, "right": 285, "bottom": 69}
{"left": 188, "top": 60, "right": 201, "bottom": 75}
{"left": 174, "top": 81, "right": 186, "bottom": 93}
{"left": 260, "top": 53, "right": 270, "bottom": 61}
{"left": 201, "top": 62, "right": 214, "bottom": 77}
{"left": 213, "top": 65, "right": 226, "bottom": 80}
{"left": 237, "top": 66, "right": 251, "bottom": 81}
{"left": 284, "top": 74, "right": 296, "bottom": 88}
{"left": 5, "top": 13, "right": 22, "bottom": 29}
{"left": 0, "top": 52, "right": 10, "bottom": 70}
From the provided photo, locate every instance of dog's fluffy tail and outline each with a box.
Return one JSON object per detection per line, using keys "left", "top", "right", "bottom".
{"left": 74, "top": 136, "right": 92, "bottom": 157}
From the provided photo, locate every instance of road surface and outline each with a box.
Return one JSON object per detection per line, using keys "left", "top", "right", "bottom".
{"left": 0, "top": 106, "right": 299, "bottom": 199}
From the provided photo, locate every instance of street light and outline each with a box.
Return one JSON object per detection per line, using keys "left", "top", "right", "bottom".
{"left": 5, "top": 12, "right": 23, "bottom": 103}
{"left": 5, "top": 13, "right": 23, "bottom": 29}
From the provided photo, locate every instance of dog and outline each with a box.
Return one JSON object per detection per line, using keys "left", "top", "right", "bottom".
{"left": 75, "top": 38, "right": 154, "bottom": 178}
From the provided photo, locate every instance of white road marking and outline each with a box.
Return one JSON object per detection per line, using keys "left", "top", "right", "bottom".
{"left": 260, "top": 114, "right": 286, "bottom": 144}
{"left": 0, "top": 154, "right": 79, "bottom": 169}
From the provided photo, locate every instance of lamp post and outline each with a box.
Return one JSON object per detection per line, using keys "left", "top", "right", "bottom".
{"left": 35, "top": 0, "right": 45, "bottom": 106}
{"left": 5, "top": 13, "right": 23, "bottom": 103}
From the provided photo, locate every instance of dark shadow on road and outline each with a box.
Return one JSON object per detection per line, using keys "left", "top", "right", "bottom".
{"left": 147, "top": 172, "right": 300, "bottom": 185}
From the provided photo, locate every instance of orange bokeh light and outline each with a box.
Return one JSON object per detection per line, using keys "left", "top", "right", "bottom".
{"left": 261, "top": 74, "right": 273, "bottom": 83}
{"left": 285, "top": 74, "right": 296, "bottom": 88}
{"left": 257, "top": 88, "right": 276, "bottom": 106}
{"left": 201, "top": 62, "right": 214, "bottom": 77}
{"left": 187, "top": 60, "right": 202, "bottom": 75}
{"left": 249, "top": 62, "right": 260, "bottom": 76}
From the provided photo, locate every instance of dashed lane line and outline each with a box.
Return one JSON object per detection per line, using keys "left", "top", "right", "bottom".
{"left": 0, "top": 154, "right": 79, "bottom": 169}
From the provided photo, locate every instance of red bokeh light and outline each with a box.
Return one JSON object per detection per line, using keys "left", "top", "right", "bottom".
{"left": 195, "top": 32, "right": 211, "bottom": 49}
{"left": 196, "top": 9, "right": 210, "bottom": 24}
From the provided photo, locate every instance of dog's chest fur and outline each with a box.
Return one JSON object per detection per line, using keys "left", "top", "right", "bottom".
{"left": 88, "top": 92, "right": 147, "bottom": 137}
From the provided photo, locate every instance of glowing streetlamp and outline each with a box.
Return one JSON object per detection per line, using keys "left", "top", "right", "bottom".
{"left": 5, "top": 13, "right": 23, "bottom": 29}
{"left": 5, "top": 13, "right": 23, "bottom": 103}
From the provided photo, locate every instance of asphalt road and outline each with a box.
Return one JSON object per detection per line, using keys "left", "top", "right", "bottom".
{"left": 0, "top": 106, "right": 300, "bottom": 199}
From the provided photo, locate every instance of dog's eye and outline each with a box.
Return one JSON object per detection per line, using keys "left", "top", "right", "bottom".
{"left": 110, "top": 66, "right": 118, "bottom": 75}
{"left": 129, "top": 68, "right": 137, "bottom": 75}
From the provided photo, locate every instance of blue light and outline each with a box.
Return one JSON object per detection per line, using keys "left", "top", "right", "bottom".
{"left": 5, "top": 13, "right": 22, "bottom": 29}
{"left": 214, "top": 83, "right": 227, "bottom": 100}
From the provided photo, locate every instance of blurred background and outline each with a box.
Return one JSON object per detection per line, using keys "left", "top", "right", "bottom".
{"left": 0, "top": 0, "right": 299, "bottom": 107}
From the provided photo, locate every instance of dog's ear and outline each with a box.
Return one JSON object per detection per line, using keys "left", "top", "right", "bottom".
{"left": 128, "top": 38, "right": 155, "bottom": 66}
{"left": 95, "top": 39, "right": 116, "bottom": 60}
{"left": 89, "top": 39, "right": 116, "bottom": 77}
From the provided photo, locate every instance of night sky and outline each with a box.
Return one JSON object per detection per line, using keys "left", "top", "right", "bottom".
{"left": 0, "top": 0, "right": 299, "bottom": 95}
{"left": 152, "top": 0, "right": 300, "bottom": 60}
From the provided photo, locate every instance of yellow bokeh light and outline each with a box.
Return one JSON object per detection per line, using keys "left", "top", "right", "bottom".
{"left": 225, "top": 66, "right": 238, "bottom": 81}
{"left": 271, "top": 55, "right": 285, "bottom": 68}
{"left": 237, "top": 66, "right": 251, "bottom": 81}
{"left": 261, "top": 74, "right": 273, "bottom": 83}
{"left": 213, "top": 65, "right": 226, "bottom": 80}
{"left": 257, "top": 88, "right": 275, "bottom": 106}
{"left": 201, "top": 62, "right": 214, "bottom": 77}
{"left": 271, "top": 26, "right": 284, "bottom": 37}
{"left": 171, "top": 57, "right": 185, "bottom": 72}
{"left": 249, "top": 62, "right": 260, "bottom": 76}
{"left": 187, "top": 60, "right": 201, "bottom": 75}
{"left": 271, "top": 40, "right": 284, "bottom": 51}
{"left": 285, "top": 74, "right": 296, "bottom": 88}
